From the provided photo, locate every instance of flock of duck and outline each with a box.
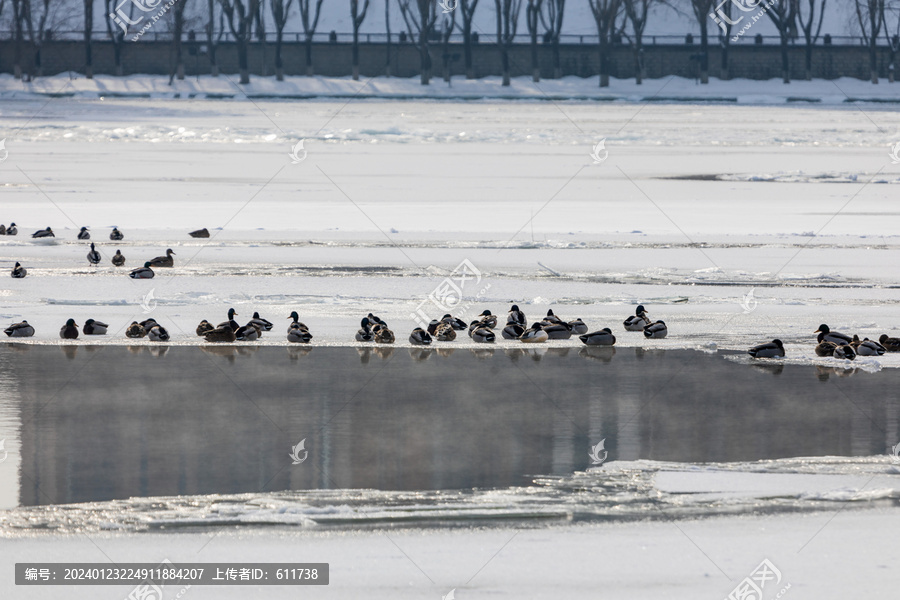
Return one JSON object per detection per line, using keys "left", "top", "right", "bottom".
{"left": 748, "top": 325, "right": 900, "bottom": 359}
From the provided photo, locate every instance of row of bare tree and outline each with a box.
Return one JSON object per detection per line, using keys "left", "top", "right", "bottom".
{"left": 3, "top": 0, "right": 899, "bottom": 85}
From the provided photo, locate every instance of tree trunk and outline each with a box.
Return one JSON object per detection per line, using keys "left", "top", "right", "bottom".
{"left": 420, "top": 37, "right": 431, "bottom": 85}
{"left": 502, "top": 47, "right": 511, "bottom": 86}
{"left": 870, "top": 37, "right": 878, "bottom": 83}
{"left": 530, "top": 33, "right": 539, "bottom": 82}
{"left": 114, "top": 43, "right": 123, "bottom": 77}
{"left": 781, "top": 32, "right": 790, "bottom": 83}
{"left": 634, "top": 43, "right": 643, "bottom": 84}
{"left": 352, "top": 29, "right": 360, "bottom": 80}
{"left": 598, "top": 36, "right": 609, "bottom": 87}
{"left": 305, "top": 38, "right": 313, "bottom": 76}
{"left": 804, "top": 41, "right": 812, "bottom": 81}
{"left": 699, "top": 19, "right": 709, "bottom": 84}
{"left": 35, "top": 47, "right": 43, "bottom": 78}
{"left": 464, "top": 23, "right": 475, "bottom": 78}
{"left": 238, "top": 38, "right": 250, "bottom": 84}
{"left": 84, "top": 1, "right": 93, "bottom": 79}
{"left": 275, "top": 31, "right": 284, "bottom": 81}
{"left": 721, "top": 41, "right": 729, "bottom": 80}
{"left": 552, "top": 40, "right": 561, "bottom": 78}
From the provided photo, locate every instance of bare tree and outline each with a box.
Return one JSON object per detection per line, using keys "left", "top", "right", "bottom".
{"left": 854, "top": 0, "right": 885, "bottom": 82}
{"left": 885, "top": 0, "right": 900, "bottom": 82}
{"left": 797, "top": 0, "right": 826, "bottom": 80}
{"left": 711, "top": 0, "right": 734, "bottom": 80}
{"left": 688, "top": 0, "right": 713, "bottom": 83}
{"left": 170, "top": 0, "right": 190, "bottom": 81}
{"left": 27, "top": 0, "right": 53, "bottom": 77}
{"left": 526, "top": 0, "right": 543, "bottom": 81}
{"left": 439, "top": 2, "right": 456, "bottom": 82}
{"left": 270, "top": 0, "right": 295, "bottom": 80}
{"left": 350, "top": 0, "right": 370, "bottom": 80}
{"left": 11, "top": 0, "right": 27, "bottom": 79}
{"left": 588, "top": 0, "right": 622, "bottom": 87}
{"left": 398, "top": 0, "right": 438, "bottom": 85}
{"left": 298, "top": 0, "right": 324, "bottom": 76}
{"left": 459, "top": 0, "right": 479, "bottom": 78}
{"left": 84, "top": 0, "right": 94, "bottom": 78}
{"left": 495, "top": 0, "right": 523, "bottom": 86}
{"left": 623, "top": 0, "right": 659, "bottom": 84}
{"left": 218, "top": 0, "right": 259, "bottom": 83}
{"left": 384, "top": 0, "right": 392, "bottom": 76}
{"left": 539, "top": 0, "right": 564, "bottom": 78}
{"left": 206, "top": 0, "right": 224, "bottom": 76}
{"left": 767, "top": 0, "right": 799, "bottom": 83}
{"left": 252, "top": 0, "right": 266, "bottom": 76}
{"left": 103, "top": 0, "right": 127, "bottom": 76}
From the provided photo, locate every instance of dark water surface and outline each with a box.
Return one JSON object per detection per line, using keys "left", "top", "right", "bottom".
{"left": 0, "top": 344, "right": 896, "bottom": 508}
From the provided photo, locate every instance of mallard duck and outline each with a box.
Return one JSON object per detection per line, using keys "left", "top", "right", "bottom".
{"left": 250, "top": 312, "right": 273, "bottom": 332}
{"left": 217, "top": 308, "right": 240, "bottom": 331}
{"left": 287, "top": 322, "right": 312, "bottom": 343}
{"left": 568, "top": 318, "right": 588, "bottom": 335}
{"left": 409, "top": 327, "right": 433, "bottom": 345}
{"left": 149, "top": 248, "right": 176, "bottom": 268}
{"left": 477, "top": 310, "right": 498, "bottom": 329}
{"left": 441, "top": 314, "right": 468, "bottom": 330}
{"left": 235, "top": 322, "right": 261, "bottom": 341}
{"left": 11, "top": 262, "right": 26, "bottom": 278}
{"left": 129, "top": 262, "right": 154, "bottom": 279}
{"left": 204, "top": 325, "right": 236, "bottom": 342}
{"left": 189, "top": 228, "right": 210, "bottom": 238}
{"left": 624, "top": 305, "right": 650, "bottom": 331}
{"left": 879, "top": 334, "right": 900, "bottom": 352}
{"left": 815, "top": 324, "right": 852, "bottom": 345}
{"left": 60, "top": 318, "right": 79, "bottom": 339}
{"left": 426, "top": 319, "right": 441, "bottom": 335}
{"left": 32, "top": 227, "right": 54, "bottom": 238}
{"left": 543, "top": 322, "right": 573, "bottom": 340}
{"left": 471, "top": 325, "right": 495, "bottom": 343}
{"left": 147, "top": 325, "right": 170, "bottom": 342}
{"left": 109, "top": 227, "right": 124, "bottom": 241}
{"left": 196, "top": 320, "right": 214, "bottom": 336}
{"left": 643, "top": 320, "right": 668, "bottom": 339}
{"left": 579, "top": 328, "right": 616, "bottom": 346}
{"left": 126, "top": 322, "right": 146, "bottom": 338}
{"left": 851, "top": 335, "right": 885, "bottom": 356}
{"left": 87, "top": 243, "right": 101, "bottom": 265}
{"left": 5, "top": 223, "right": 17, "bottom": 235}
{"left": 507, "top": 305, "right": 526, "bottom": 326}
{"left": 833, "top": 344, "right": 856, "bottom": 360}
{"left": 748, "top": 339, "right": 785, "bottom": 358}
{"left": 356, "top": 317, "right": 374, "bottom": 342}
{"left": 4, "top": 320, "right": 35, "bottom": 337}
{"left": 83, "top": 319, "right": 108, "bottom": 335}
{"left": 520, "top": 323, "right": 549, "bottom": 343}
{"left": 433, "top": 322, "right": 456, "bottom": 341}
{"left": 542, "top": 309, "right": 564, "bottom": 325}
{"left": 76, "top": 226, "right": 90, "bottom": 240}
{"left": 0, "top": 224, "right": 5, "bottom": 235}
{"left": 373, "top": 323, "right": 395, "bottom": 344}
{"left": 367, "top": 312, "right": 387, "bottom": 327}
{"left": 288, "top": 311, "right": 310, "bottom": 331}
{"left": 140, "top": 318, "right": 159, "bottom": 332}
{"left": 111, "top": 250, "right": 125, "bottom": 266}
{"left": 502, "top": 323, "right": 525, "bottom": 339}
{"left": 815, "top": 341, "right": 837, "bottom": 357}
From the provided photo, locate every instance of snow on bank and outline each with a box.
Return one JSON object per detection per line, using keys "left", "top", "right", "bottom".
{"left": 2, "top": 73, "right": 900, "bottom": 104}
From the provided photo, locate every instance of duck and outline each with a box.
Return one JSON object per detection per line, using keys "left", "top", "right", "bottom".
{"left": 204, "top": 325, "right": 236, "bottom": 342}
{"left": 643, "top": 320, "right": 668, "bottom": 339}
{"left": 147, "top": 325, "right": 170, "bottom": 342}
{"left": 109, "top": 227, "right": 124, "bottom": 241}
{"left": 149, "top": 249, "right": 176, "bottom": 268}
{"left": 815, "top": 341, "right": 838, "bottom": 357}
{"left": 520, "top": 323, "right": 549, "bottom": 343}
{"left": 129, "top": 262, "right": 154, "bottom": 279}
{"left": 287, "top": 322, "right": 313, "bottom": 343}
{"left": 507, "top": 305, "right": 526, "bottom": 326}
{"left": 4, "top": 320, "right": 35, "bottom": 337}
{"left": 409, "top": 327, "right": 433, "bottom": 345}
{"left": 879, "top": 334, "right": 900, "bottom": 352}
{"left": 250, "top": 312, "right": 274, "bottom": 332}
{"left": 433, "top": 322, "right": 457, "bottom": 341}
{"left": 31, "top": 227, "right": 54, "bottom": 238}
{"left": 542, "top": 309, "right": 564, "bottom": 325}
{"left": 833, "top": 344, "right": 856, "bottom": 360}
{"left": 111, "top": 250, "right": 126, "bottom": 267}
{"left": 367, "top": 312, "right": 387, "bottom": 327}
{"left": 373, "top": 323, "right": 395, "bottom": 344}
{"left": 189, "top": 228, "right": 210, "bottom": 238}
{"left": 59, "top": 318, "right": 79, "bottom": 339}
{"left": 140, "top": 318, "right": 160, "bottom": 332}
{"left": 477, "top": 310, "right": 498, "bottom": 329}
{"left": 442, "top": 314, "right": 468, "bottom": 330}
{"left": 426, "top": 319, "right": 442, "bottom": 335}
{"left": 579, "top": 328, "right": 616, "bottom": 346}
{"left": 356, "top": 317, "right": 375, "bottom": 342}
{"left": 87, "top": 243, "right": 101, "bottom": 265}
{"left": 11, "top": 262, "right": 26, "bottom": 278}
{"left": 502, "top": 323, "right": 525, "bottom": 339}
{"left": 288, "top": 311, "right": 310, "bottom": 331}
{"left": 126, "top": 322, "right": 146, "bottom": 338}
{"left": 5, "top": 223, "right": 16, "bottom": 235}
{"left": 851, "top": 335, "right": 885, "bottom": 356}
{"left": 0, "top": 224, "right": 4, "bottom": 235}
{"left": 235, "top": 322, "right": 262, "bottom": 341}
{"left": 568, "top": 318, "right": 589, "bottom": 335}
{"left": 196, "top": 320, "right": 214, "bottom": 336}
{"left": 543, "top": 322, "right": 573, "bottom": 340}
{"left": 814, "top": 324, "right": 852, "bottom": 345}
{"left": 77, "top": 227, "right": 90, "bottom": 240}
{"left": 748, "top": 339, "right": 785, "bottom": 358}
{"left": 217, "top": 308, "right": 240, "bottom": 332}
{"left": 471, "top": 325, "right": 496, "bottom": 343}
{"left": 624, "top": 305, "right": 650, "bottom": 331}
{"left": 83, "top": 319, "right": 108, "bottom": 335}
